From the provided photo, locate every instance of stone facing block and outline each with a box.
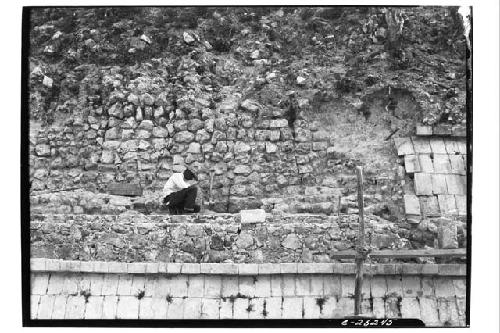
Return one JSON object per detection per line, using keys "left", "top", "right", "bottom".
{"left": 30, "top": 260, "right": 466, "bottom": 277}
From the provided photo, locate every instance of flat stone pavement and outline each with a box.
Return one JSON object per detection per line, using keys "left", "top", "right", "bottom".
{"left": 31, "top": 272, "right": 466, "bottom": 326}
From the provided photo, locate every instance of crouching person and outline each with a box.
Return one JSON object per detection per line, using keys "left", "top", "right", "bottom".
{"left": 162, "top": 168, "right": 200, "bottom": 214}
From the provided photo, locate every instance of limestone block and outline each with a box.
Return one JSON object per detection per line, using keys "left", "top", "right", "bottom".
{"left": 438, "top": 195, "right": 458, "bottom": 215}
{"left": 219, "top": 299, "right": 233, "bottom": 319}
{"left": 303, "top": 297, "right": 322, "bottom": 319}
{"left": 404, "top": 194, "right": 421, "bottom": 215}
{"left": 282, "top": 275, "right": 296, "bottom": 296}
{"left": 444, "top": 139, "right": 460, "bottom": 155}
{"left": 394, "top": 137, "right": 414, "bottom": 156}
{"left": 415, "top": 173, "right": 433, "bottom": 195}
{"left": 37, "top": 295, "right": 55, "bottom": 319}
{"left": 413, "top": 138, "right": 432, "bottom": 154}
{"left": 85, "top": 296, "right": 104, "bottom": 319}
{"left": 233, "top": 298, "right": 249, "bottom": 319}
{"left": 102, "top": 296, "right": 118, "bottom": 319}
{"left": 404, "top": 154, "right": 421, "bottom": 173}
{"left": 401, "top": 298, "right": 421, "bottom": 319}
{"left": 419, "top": 154, "right": 434, "bottom": 173}
{"left": 386, "top": 276, "right": 404, "bottom": 297}
{"left": 295, "top": 275, "right": 311, "bottom": 296}
{"left": 371, "top": 276, "right": 387, "bottom": 298}
{"left": 65, "top": 296, "right": 86, "bottom": 319}
{"left": 116, "top": 296, "right": 139, "bottom": 319}
{"left": 187, "top": 275, "right": 204, "bottom": 298}
{"left": 416, "top": 125, "right": 432, "bottom": 136}
{"left": 201, "top": 298, "right": 220, "bottom": 319}
{"left": 419, "top": 297, "right": 440, "bottom": 326}
{"left": 204, "top": 275, "right": 222, "bottom": 298}
{"left": 431, "top": 174, "right": 448, "bottom": 194}
{"left": 323, "top": 275, "right": 341, "bottom": 297}
{"left": 47, "top": 274, "right": 65, "bottom": 295}
{"left": 384, "top": 296, "right": 400, "bottom": 318}
{"left": 372, "top": 298, "right": 385, "bottom": 318}
{"left": 166, "top": 298, "right": 184, "bottom": 319}
{"left": 254, "top": 276, "right": 271, "bottom": 298}
{"left": 32, "top": 273, "right": 49, "bottom": 295}
{"left": 282, "top": 297, "right": 303, "bottom": 319}
{"left": 402, "top": 276, "right": 421, "bottom": 298}
{"left": 449, "top": 155, "right": 466, "bottom": 175}
{"left": 420, "top": 196, "right": 440, "bottom": 217}
{"left": 88, "top": 274, "right": 104, "bottom": 295}
{"left": 433, "top": 155, "right": 452, "bottom": 173}
{"left": 341, "top": 275, "right": 355, "bottom": 298}
{"left": 455, "top": 195, "right": 467, "bottom": 216}
{"left": 429, "top": 138, "right": 447, "bottom": 154}
{"left": 31, "top": 295, "right": 40, "bottom": 319}
{"left": 241, "top": 209, "right": 266, "bottom": 223}
{"left": 49, "top": 295, "right": 66, "bottom": 319}
{"left": 445, "top": 175, "right": 466, "bottom": 195}
{"left": 221, "top": 276, "right": 239, "bottom": 298}
{"left": 183, "top": 298, "right": 202, "bottom": 319}
{"left": 239, "top": 276, "right": 256, "bottom": 298}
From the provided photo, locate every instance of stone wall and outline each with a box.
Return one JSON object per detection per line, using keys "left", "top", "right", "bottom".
{"left": 28, "top": 89, "right": 405, "bottom": 216}
{"left": 30, "top": 259, "right": 466, "bottom": 325}
{"left": 30, "top": 213, "right": 466, "bottom": 263}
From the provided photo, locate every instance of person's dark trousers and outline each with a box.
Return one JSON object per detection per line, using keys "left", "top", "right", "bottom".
{"left": 165, "top": 186, "right": 199, "bottom": 213}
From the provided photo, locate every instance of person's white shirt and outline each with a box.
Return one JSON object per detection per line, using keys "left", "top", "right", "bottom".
{"left": 162, "top": 172, "right": 190, "bottom": 197}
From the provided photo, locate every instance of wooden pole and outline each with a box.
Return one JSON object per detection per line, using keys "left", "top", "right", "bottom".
{"left": 354, "top": 166, "right": 365, "bottom": 316}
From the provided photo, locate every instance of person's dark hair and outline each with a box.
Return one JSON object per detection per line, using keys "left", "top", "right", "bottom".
{"left": 183, "top": 168, "right": 197, "bottom": 181}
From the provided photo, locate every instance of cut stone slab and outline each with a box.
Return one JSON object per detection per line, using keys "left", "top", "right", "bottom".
{"left": 102, "top": 296, "right": 118, "bottom": 319}
{"left": 414, "top": 173, "right": 433, "bottom": 195}
{"left": 219, "top": 299, "right": 233, "bottom": 319}
{"left": 455, "top": 195, "right": 467, "bottom": 216}
{"left": 418, "top": 154, "right": 434, "bottom": 173}
{"left": 166, "top": 298, "right": 184, "bottom": 319}
{"left": 404, "top": 155, "right": 421, "bottom": 173}
{"left": 438, "top": 195, "right": 458, "bottom": 215}
{"left": 84, "top": 296, "right": 104, "bottom": 319}
{"left": 201, "top": 298, "right": 220, "bottom": 319}
{"left": 433, "top": 154, "right": 452, "bottom": 174}
{"left": 247, "top": 298, "right": 265, "bottom": 319}
{"left": 65, "top": 296, "right": 86, "bottom": 319}
{"left": 264, "top": 297, "right": 282, "bottom": 319}
{"left": 419, "top": 297, "right": 440, "bottom": 326}
{"left": 232, "top": 298, "right": 249, "bottom": 319}
{"left": 445, "top": 175, "right": 466, "bottom": 195}
{"left": 456, "top": 140, "right": 467, "bottom": 154}
{"left": 444, "top": 139, "right": 460, "bottom": 155}
{"left": 416, "top": 125, "right": 432, "bottom": 136}
{"left": 401, "top": 298, "right": 421, "bottom": 319}
{"left": 431, "top": 174, "right": 448, "bottom": 194}
{"left": 37, "top": 295, "right": 55, "bottom": 319}
{"left": 394, "top": 137, "right": 414, "bottom": 156}
{"left": 413, "top": 138, "right": 432, "bottom": 154}
{"left": 31, "top": 295, "right": 40, "bottom": 319}
{"left": 402, "top": 276, "right": 421, "bottom": 298}
{"left": 420, "top": 196, "right": 440, "bottom": 217}
{"left": 51, "top": 295, "right": 67, "bottom": 319}
{"left": 429, "top": 138, "right": 447, "bottom": 154}
{"left": 282, "top": 297, "right": 303, "bottom": 319}
{"left": 449, "top": 155, "right": 466, "bottom": 175}
{"left": 32, "top": 273, "right": 49, "bottom": 295}
{"left": 116, "top": 296, "right": 139, "bottom": 319}
{"left": 183, "top": 298, "right": 202, "bottom": 319}
{"left": 240, "top": 209, "right": 266, "bottom": 223}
